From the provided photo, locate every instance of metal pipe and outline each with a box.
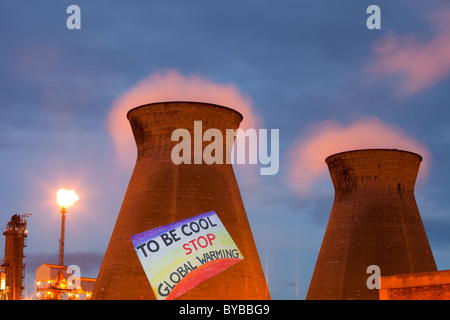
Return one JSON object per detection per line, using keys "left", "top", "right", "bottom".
{"left": 59, "top": 208, "right": 67, "bottom": 266}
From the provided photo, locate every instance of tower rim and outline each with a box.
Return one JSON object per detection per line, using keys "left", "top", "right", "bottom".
{"left": 126, "top": 100, "right": 244, "bottom": 122}
{"left": 325, "top": 148, "right": 423, "bottom": 164}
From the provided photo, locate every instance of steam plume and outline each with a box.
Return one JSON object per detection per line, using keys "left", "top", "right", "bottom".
{"left": 367, "top": 10, "right": 450, "bottom": 96}
{"left": 107, "top": 69, "right": 262, "bottom": 168}
{"left": 286, "top": 117, "right": 431, "bottom": 196}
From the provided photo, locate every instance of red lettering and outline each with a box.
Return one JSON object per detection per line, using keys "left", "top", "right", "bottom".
{"left": 188, "top": 239, "right": 198, "bottom": 250}
{"left": 207, "top": 233, "right": 215, "bottom": 245}
{"left": 183, "top": 234, "right": 216, "bottom": 255}
{"left": 197, "top": 236, "right": 208, "bottom": 248}
{"left": 183, "top": 243, "right": 192, "bottom": 255}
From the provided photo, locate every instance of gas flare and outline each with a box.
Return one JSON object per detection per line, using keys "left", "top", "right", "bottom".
{"left": 56, "top": 188, "right": 79, "bottom": 209}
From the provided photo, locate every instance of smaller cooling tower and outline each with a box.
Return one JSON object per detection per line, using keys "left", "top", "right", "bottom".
{"left": 307, "top": 149, "right": 436, "bottom": 300}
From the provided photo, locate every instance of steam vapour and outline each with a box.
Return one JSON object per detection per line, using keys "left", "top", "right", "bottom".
{"left": 107, "top": 69, "right": 262, "bottom": 168}
{"left": 367, "top": 10, "right": 450, "bottom": 96}
{"left": 286, "top": 117, "right": 431, "bottom": 196}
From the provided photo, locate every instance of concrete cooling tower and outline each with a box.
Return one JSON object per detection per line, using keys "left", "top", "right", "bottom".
{"left": 307, "top": 149, "right": 437, "bottom": 300}
{"left": 92, "top": 101, "right": 270, "bottom": 300}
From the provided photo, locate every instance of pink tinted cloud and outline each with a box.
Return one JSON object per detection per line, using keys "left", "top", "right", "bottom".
{"left": 286, "top": 118, "right": 431, "bottom": 196}
{"left": 107, "top": 69, "right": 262, "bottom": 168}
{"left": 367, "top": 10, "right": 450, "bottom": 96}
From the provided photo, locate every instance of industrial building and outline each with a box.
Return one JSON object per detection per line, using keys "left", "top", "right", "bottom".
{"left": 0, "top": 214, "right": 30, "bottom": 300}
{"left": 36, "top": 264, "right": 95, "bottom": 300}
{"left": 34, "top": 189, "right": 95, "bottom": 300}
{"left": 1, "top": 189, "right": 95, "bottom": 300}
{"left": 379, "top": 269, "right": 450, "bottom": 300}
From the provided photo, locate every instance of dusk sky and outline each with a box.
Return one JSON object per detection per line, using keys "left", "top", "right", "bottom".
{"left": 1, "top": 1, "right": 450, "bottom": 300}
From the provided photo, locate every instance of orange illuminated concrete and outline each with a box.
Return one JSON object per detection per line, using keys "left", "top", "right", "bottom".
{"left": 306, "top": 149, "right": 437, "bottom": 300}
{"left": 380, "top": 269, "right": 450, "bottom": 300}
{"left": 92, "top": 101, "right": 270, "bottom": 300}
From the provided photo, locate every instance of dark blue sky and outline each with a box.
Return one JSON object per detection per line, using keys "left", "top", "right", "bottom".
{"left": 1, "top": 0, "right": 450, "bottom": 299}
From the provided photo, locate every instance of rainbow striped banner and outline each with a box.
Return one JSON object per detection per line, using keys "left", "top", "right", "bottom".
{"left": 131, "top": 211, "right": 244, "bottom": 300}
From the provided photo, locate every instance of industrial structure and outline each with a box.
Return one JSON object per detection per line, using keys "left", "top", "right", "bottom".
{"left": 1, "top": 122, "right": 448, "bottom": 300}
{"left": 380, "top": 269, "right": 450, "bottom": 300}
{"left": 0, "top": 213, "right": 31, "bottom": 300}
{"left": 36, "top": 264, "right": 95, "bottom": 300}
{"left": 307, "top": 149, "right": 437, "bottom": 300}
{"left": 93, "top": 101, "right": 270, "bottom": 300}
{"left": 35, "top": 188, "right": 95, "bottom": 300}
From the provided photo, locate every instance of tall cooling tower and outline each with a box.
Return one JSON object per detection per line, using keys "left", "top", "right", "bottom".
{"left": 307, "top": 149, "right": 436, "bottom": 300}
{"left": 93, "top": 101, "right": 269, "bottom": 300}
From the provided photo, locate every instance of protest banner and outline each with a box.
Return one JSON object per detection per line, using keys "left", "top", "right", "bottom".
{"left": 131, "top": 211, "right": 244, "bottom": 300}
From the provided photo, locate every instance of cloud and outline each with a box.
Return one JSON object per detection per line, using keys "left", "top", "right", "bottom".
{"left": 367, "top": 10, "right": 450, "bottom": 96}
{"left": 107, "top": 69, "right": 262, "bottom": 168}
{"left": 285, "top": 117, "right": 431, "bottom": 197}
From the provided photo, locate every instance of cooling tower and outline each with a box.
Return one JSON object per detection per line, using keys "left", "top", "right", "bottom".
{"left": 306, "top": 149, "right": 437, "bottom": 300}
{"left": 93, "top": 101, "right": 269, "bottom": 300}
